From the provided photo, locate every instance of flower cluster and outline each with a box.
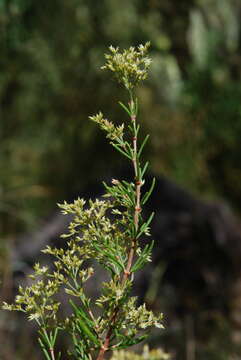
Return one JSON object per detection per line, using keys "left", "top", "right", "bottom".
{"left": 89, "top": 112, "right": 124, "bottom": 141}
{"left": 123, "top": 298, "right": 163, "bottom": 330}
{"left": 102, "top": 42, "right": 151, "bottom": 90}
{"left": 110, "top": 345, "right": 170, "bottom": 360}
{"left": 2, "top": 273, "right": 60, "bottom": 324}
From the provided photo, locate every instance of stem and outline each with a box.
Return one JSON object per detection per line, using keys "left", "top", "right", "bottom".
{"left": 123, "top": 111, "right": 141, "bottom": 282}
{"left": 50, "top": 348, "right": 56, "bottom": 360}
{"left": 41, "top": 328, "right": 57, "bottom": 360}
{"left": 96, "top": 96, "right": 142, "bottom": 360}
{"left": 96, "top": 328, "right": 112, "bottom": 360}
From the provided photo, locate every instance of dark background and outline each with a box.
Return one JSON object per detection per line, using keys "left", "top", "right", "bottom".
{"left": 1, "top": 0, "right": 241, "bottom": 359}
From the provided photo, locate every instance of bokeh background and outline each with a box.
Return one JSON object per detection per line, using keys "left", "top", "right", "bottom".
{"left": 1, "top": 0, "right": 241, "bottom": 359}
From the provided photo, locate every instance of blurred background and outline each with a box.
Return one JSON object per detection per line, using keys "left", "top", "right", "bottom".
{"left": 1, "top": 0, "right": 241, "bottom": 359}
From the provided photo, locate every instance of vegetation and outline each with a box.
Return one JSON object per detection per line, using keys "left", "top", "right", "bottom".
{"left": 3, "top": 44, "right": 169, "bottom": 360}
{"left": 1, "top": 0, "right": 241, "bottom": 358}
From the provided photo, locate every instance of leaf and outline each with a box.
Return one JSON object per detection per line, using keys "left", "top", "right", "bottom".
{"left": 135, "top": 97, "right": 139, "bottom": 115}
{"left": 101, "top": 263, "right": 116, "bottom": 276}
{"left": 114, "top": 334, "right": 148, "bottom": 350}
{"left": 124, "top": 141, "right": 134, "bottom": 157}
{"left": 49, "top": 328, "right": 59, "bottom": 346}
{"left": 102, "top": 182, "right": 113, "bottom": 194}
{"left": 119, "top": 101, "right": 131, "bottom": 116}
{"left": 111, "top": 142, "right": 132, "bottom": 160}
{"left": 137, "top": 212, "right": 154, "bottom": 239}
{"left": 131, "top": 240, "right": 154, "bottom": 272}
{"left": 141, "top": 161, "right": 149, "bottom": 177}
{"left": 38, "top": 337, "right": 51, "bottom": 360}
{"left": 72, "top": 333, "right": 89, "bottom": 359}
{"left": 127, "top": 124, "right": 134, "bottom": 133}
{"left": 92, "top": 243, "right": 125, "bottom": 273}
{"left": 52, "top": 328, "right": 59, "bottom": 344}
{"left": 138, "top": 134, "right": 149, "bottom": 157}
{"left": 75, "top": 319, "right": 100, "bottom": 346}
{"left": 70, "top": 300, "right": 100, "bottom": 346}
{"left": 70, "top": 300, "right": 94, "bottom": 328}
{"left": 141, "top": 178, "right": 156, "bottom": 205}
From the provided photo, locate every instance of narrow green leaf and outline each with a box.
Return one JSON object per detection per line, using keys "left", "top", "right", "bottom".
{"left": 138, "top": 134, "right": 149, "bottom": 157}
{"left": 144, "top": 211, "right": 155, "bottom": 229}
{"left": 106, "top": 253, "right": 125, "bottom": 272}
{"left": 102, "top": 263, "right": 116, "bottom": 276}
{"left": 118, "top": 181, "right": 135, "bottom": 204}
{"left": 124, "top": 141, "right": 134, "bottom": 157}
{"left": 102, "top": 182, "right": 114, "bottom": 194}
{"left": 52, "top": 327, "right": 59, "bottom": 345}
{"left": 49, "top": 329, "right": 58, "bottom": 346}
{"left": 115, "top": 334, "right": 147, "bottom": 349}
{"left": 136, "top": 161, "right": 142, "bottom": 180}
{"left": 40, "top": 328, "right": 52, "bottom": 348}
{"left": 128, "top": 124, "right": 134, "bottom": 133}
{"left": 135, "top": 97, "right": 138, "bottom": 115}
{"left": 115, "top": 137, "right": 125, "bottom": 146}
{"left": 137, "top": 212, "right": 154, "bottom": 239}
{"left": 38, "top": 337, "right": 45, "bottom": 349}
{"left": 111, "top": 142, "right": 132, "bottom": 160}
{"left": 69, "top": 300, "right": 94, "bottom": 328}
{"left": 122, "top": 180, "right": 133, "bottom": 188}
{"left": 38, "top": 338, "right": 52, "bottom": 360}
{"left": 43, "top": 348, "right": 52, "bottom": 360}
{"left": 75, "top": 319, "right": 100, "bottom": 346}
{"left": 92, "top": 243, "right": 125, "bottom": 273}
{"left": 119, "top": 101, "right": 131, "bottom": 116}
{"left": 142, "top": 178, "right": 156, "bottom": 205}
{"left": 131, "top": 240, "right": 154, "bottom": 272}
{"left": 141, "top": 161, "right": 149, "bottom": 177}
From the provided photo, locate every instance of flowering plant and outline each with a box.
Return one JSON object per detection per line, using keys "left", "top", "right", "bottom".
{"left": 3, "top": 43, "right": 168, "bottom": 360}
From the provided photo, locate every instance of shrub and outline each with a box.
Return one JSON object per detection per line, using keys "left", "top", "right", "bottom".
{"left": 3, "top": 43, "right": 168, "bottom": 360}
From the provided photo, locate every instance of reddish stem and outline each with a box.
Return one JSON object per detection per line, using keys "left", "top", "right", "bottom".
{"left": 49, "top": 348, "right": 55, "bottom": 360}
{"left": 96, "top": 111, "right": 142, "bottom": 360}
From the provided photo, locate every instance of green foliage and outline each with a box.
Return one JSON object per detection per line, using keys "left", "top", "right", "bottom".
{"left": 1, "top": 0, "right": 240, "bottom": 236}
{"left": 3, "top": 44, "right": 165, "bottom": 360}
{"left": 1, "top": 1, "right": 241, "bottom": 358}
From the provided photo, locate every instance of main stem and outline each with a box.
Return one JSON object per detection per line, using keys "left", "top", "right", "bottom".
{"left": 50, "top": 348, "right": 56, "bottom": 360}
{"left": 96, "top": 99, "right": 142, "bottom": 360}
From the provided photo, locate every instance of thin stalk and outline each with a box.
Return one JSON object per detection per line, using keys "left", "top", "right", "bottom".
{"left": 41, "top": 328, "right": 56, "bottom": 360}
{"left": 96, "top": 96, "right": 142, "bottom": 360}
{"left": 49, "top": 348, "right": 56, "bottom": 360}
